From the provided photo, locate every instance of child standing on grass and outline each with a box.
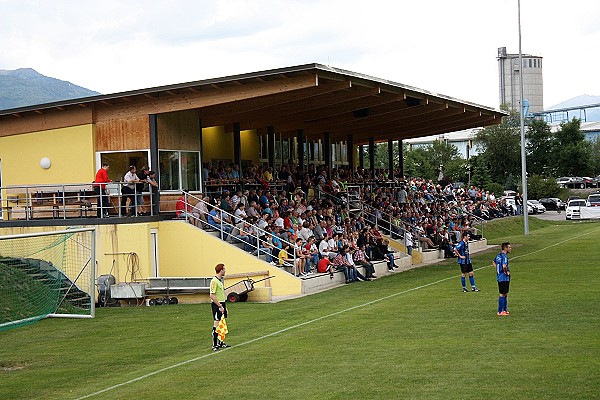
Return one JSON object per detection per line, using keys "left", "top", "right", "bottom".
{"left": 493, "top": 242, "right": 512, "bottom": 316}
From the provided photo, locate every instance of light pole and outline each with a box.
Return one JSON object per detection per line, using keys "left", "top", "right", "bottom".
{"left": 518, "top": 0, "right": 529, "bottom": 235}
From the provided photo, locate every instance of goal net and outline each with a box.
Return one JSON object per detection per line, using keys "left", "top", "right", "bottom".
{"left": 0, "top": 227, "right": 96, "bottom": 332}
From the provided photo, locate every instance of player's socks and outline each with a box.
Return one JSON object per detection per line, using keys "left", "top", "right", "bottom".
{"left": 212, "top": 327, "right": 218, "bottom": 347}
{"left": 469, "top": 276, "right": 476, "bottom": 288}
{"left": 498, "top": 297, "right": 503, "bottom": 313}
{"left": 461, "top": 276, "right": 466, "bottom": 289}
{"left": 503, "top": 297, "right": 508, "bottom": 312}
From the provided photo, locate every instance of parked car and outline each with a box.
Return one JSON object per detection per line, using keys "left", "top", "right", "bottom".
{"left": 581, "top": 177, "right": 599, "bottom": 188}
{"left": 501, "top": 196, "right": 532, "bottom": 214}
{"left": 538, "top": 197, "right": 564, "bottom": 211}
{"left": 587, "top": 193, "right": 600, "bottom": 207}
{"left": 556, "top": 177, "right": 586, "bottom": 189}
{"left": 565, "top": 198, "right": 586, "bottom": 220}
{"left": 527, "top": 200, "right": 546, "bottom": 214}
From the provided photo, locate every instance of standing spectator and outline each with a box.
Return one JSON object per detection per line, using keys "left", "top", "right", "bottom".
{"left": 94, "top": 162, "right": 112, "bottom": 218}
{"left": 136, "top": 166, "right": 149, "bottom": 215}
{"left": 210, "top": 263, "right": 230, "bottom": 351}
{"left": 493, "top": 242, "right": 512, "bottom": 316}
{"left": 404, "top": 227, "right": 413, "bottom": 256}
{"left": 146, "top": 170, "right": 159, "bottom": 215}
{"left": 454, "top": 232, "right": 479, "bottom": 292}
{"left": 121, "top": 165, "right": 140, "bottom": 216}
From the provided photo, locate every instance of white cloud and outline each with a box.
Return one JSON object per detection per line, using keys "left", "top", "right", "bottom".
{"left": 0, "top": 0, "right": 599, "bottom": 109}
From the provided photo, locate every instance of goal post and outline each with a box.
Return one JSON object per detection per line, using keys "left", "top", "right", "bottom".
{"left": 0, "top": 227, "right": 96, "bottom": 332}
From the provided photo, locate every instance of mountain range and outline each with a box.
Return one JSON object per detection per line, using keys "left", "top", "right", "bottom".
{"left": 0, "top": 68, "right": 99, "bottom": 110}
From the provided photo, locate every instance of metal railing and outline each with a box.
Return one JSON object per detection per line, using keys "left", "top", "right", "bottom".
{"left": 1, "top": 182, "right": 156, "bottom": 221}
{"left": 361, "top": 204, "right": 421, "bottom": 252}
{"left": 179, "top": 192, "right": 302, "bottom": 277}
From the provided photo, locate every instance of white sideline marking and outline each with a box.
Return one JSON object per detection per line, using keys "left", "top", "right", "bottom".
{"left": 76, "top": 224, "right": 600, "bottom": 399}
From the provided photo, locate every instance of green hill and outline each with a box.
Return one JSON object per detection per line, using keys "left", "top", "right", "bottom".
{"left": 0, "top": 68, "right": 99, "bottom": 111}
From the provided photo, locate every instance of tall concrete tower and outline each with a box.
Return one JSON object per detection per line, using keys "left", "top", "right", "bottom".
{"left": 497, "top": 46, "right": 544, "bottom": 113}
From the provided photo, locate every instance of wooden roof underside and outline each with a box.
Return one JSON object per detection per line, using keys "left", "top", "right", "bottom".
{"left": 0, "top": 64, "right": 504, "bottom": 144}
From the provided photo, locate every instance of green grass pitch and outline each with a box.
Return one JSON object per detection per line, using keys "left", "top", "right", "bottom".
{"left": 1, "top": 218, "right": 599, "bottom": 399}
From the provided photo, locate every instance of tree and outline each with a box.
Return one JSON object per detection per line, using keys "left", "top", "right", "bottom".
{"left": 469, "top": 155, "right": 492, "bottom": 189}
{"left": 474, "top": 107, "right": 521, "bottom": 187}
{"left": 404, "top": 146, "right": 435, "bottom": 180}
{"left": 592, "top": 137, "right": 600, "bottom": 176}
{"left": 526, "top": 118, "right": 553, "bottom": 176}
{"left": 551, "top": 118, "right": 593, "bottom": 177}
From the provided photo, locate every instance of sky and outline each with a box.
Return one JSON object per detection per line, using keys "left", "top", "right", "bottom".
{"left": 1, "top": 0, "right": 599, "bottom": 109}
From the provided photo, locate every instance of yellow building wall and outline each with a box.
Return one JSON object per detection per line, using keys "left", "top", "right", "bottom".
{"left": 241, "top": 129, "right": 260, "bottom": 165}
{"left": 202, "top": 126, "right": 232, "bottom": 163}
{"left": 0, "top": 124, "right": 95, "bottom": 185}
{"left": 202, "top": 127, "right": 260, "bottom": 165}
{"left": 0, "top": 221, "right": 301, "bottom": 299}
{"left": 157, "top": 221, "right": 300, "bottom": 296}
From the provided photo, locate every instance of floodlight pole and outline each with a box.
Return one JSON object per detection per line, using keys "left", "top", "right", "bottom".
{"left": 518, "top": 0, "right": 529, "bottom": 235}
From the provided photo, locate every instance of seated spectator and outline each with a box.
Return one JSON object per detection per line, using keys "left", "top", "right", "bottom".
{"left": 344, "top": 245, "right": 370, "bottom": 281}
{"left": 304, "top": 236, "right": 320, "bottom": 271}
{"left": 317, "top": 254, "right": 334, "bottom": 279}
{"left": 353, "top": 244, "right": 377, "bottom": 279}
{"left": 231, "top": 220, "right": 256, "bottom": 251}
{"left": 332, "top": 247, "right": 353, "bottom": 284}
{"left": 278, "top": 242, "right": 293, "bottom": 267}
{"left": 207, "top": 205, "right": 233, "bottom": 240}
{"left": 192, "top": 196, "right": 210, "bottom": 226}
{"left": 294, "top": 238, "right": 310, "bottom": 276}
{"left": 175, "top": 190, "right": 193, "bottom": 219}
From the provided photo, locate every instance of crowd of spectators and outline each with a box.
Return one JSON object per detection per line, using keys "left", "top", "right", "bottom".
{"left": 176, "top": 161, "right": 517, "bottom": 280}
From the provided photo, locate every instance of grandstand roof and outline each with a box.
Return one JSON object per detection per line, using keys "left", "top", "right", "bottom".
{"left": 0, "top": 63, "right": 505, "bottom": 145}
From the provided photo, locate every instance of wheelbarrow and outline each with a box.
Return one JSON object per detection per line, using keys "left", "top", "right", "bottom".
{"left": 224, "top": 276, "right": 273, "bottom": 302}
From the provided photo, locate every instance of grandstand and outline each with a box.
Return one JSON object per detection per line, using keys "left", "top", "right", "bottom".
{"left": 0, "top": 64, "right": 505, "bottom": 308}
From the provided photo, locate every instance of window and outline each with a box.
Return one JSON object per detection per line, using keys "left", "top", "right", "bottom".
{"left": 529, "top": 59, "right": 532, "bottom": 68}
{"left": 159, "top": 150, "right": 200, "bottom": 191}
{"left": 99, "top": 151, "right": 149, "bottom": 182}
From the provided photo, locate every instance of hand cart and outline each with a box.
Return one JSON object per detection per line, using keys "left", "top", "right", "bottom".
{"left": 224, "top": 276, "right": 273, "bottom": 302}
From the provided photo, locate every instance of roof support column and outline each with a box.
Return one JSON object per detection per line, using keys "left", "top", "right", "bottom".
{"left": 369, "top": 136, "right": 375, "bottom": 177}
{"left": 347, "top": 135, "right": 354, "bottom": 178}
{"left": 388, "top": 138, "right": 394, "bottom": 180}
{"left": 297, "top": 129, "right": 305, "bottom": 171}
{"left": 323, "top": 132, "right": 332, "bottom": 175}
{"left": 267, "top": 126, "right": 275, "bottom": 170}
{"left": 398, "top": 140, "right": 404, "bottom": 179}
{"left": 233, "top": 122, "right": 241, "bottom": 181}
{"left": 359, "top": 145, "right": 364, "bottom": 169}
{"left": 149, "top": 114, "right": 160, "bottom": 216}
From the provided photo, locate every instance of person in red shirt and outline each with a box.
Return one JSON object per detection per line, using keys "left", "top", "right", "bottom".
{"left": 94, "top": 162, "right": 112, "bottom": 218}
{"left": 317, "top": 254, "right": 334, "bottom": 279}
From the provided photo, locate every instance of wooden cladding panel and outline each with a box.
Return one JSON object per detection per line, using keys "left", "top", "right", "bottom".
{"left": 157, "top": 110, "right": 200, "bottom": 150}
{"left": 92, "top": 74, "right": 317, "bottom": 122}
{"left": 0, "top": 107, "right": 92, "bottom": 137}
{"left": 95, "top": 116, "right": 150, "bottom": 151}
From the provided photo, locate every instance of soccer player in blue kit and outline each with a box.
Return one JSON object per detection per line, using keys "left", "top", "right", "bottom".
{"left": 493, "top": 242, "right": 512, "bottom": 316}
{"left": 454, "top": 232, "right": 479, "bottom": 292}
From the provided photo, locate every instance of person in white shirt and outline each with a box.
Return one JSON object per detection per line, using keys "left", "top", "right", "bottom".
{"left": 121, "top": 165, "right": 140, "bottom": 216}
{"left": 404, "top": 227, "right": 413, "bottom": 256}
